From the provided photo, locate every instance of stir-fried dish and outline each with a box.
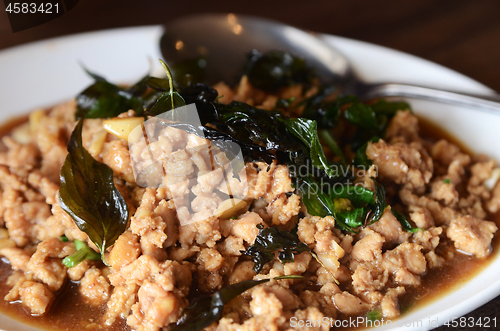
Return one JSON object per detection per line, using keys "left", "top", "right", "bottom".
{"left": 0, "top": 51, "right": 499, "bottom": 331}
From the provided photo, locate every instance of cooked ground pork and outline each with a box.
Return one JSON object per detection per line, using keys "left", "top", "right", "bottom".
{"left": 0, "top": 76, "right": 498, "bottom": 331}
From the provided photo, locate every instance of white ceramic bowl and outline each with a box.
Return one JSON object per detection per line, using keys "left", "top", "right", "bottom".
{"left": 0, "top": 26, "right": 498, "bottom": 331}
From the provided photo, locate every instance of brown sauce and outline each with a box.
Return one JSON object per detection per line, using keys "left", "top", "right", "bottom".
{"left": 0, "top": 260, "right": 128, "bottom": 330}
{"left": 0, "top": 113, "right": 498, "bottom": 330}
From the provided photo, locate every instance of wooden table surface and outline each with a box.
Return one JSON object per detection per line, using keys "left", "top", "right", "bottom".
{"left": 1, "top": 0, "right": 499, "bottom": 330}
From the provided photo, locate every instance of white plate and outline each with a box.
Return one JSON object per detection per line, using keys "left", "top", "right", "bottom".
{"left": 0, "top": 26, "right": 499, "bottom": 331}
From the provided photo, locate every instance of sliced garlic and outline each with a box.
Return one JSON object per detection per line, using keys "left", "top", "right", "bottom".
{"left": 332, "top": 240, "right": 345, "bottom": 259}
{"left": 215, "top": 198, "right": 248, "bottom": 219}
{"left": 317, "top": 252, "right": 340, "bottom": 271}
{"left": 103, "top": 117, "right": 144, "bottom": 141}
{"left": 484, "top": 168, "right": 500, "bottom": 191}
{"left": 316, "top": 241, "right": 345, "bottom": 272}
{"left": 29, "top": 109, "right": 45, "bottom": 133}
{"left": 0, "top": 228, "right": 9, "bottom": 239}
{"left": 0, "top": 238, "right": 16, "bottom": 250}
{"left": 88, "top": 130, "right": 108, "bottom": 157}
{"left": 11, "top": 122, "right": 31, "bottom": 144}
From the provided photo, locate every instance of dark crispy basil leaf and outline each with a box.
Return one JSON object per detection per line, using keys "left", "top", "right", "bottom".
{"left": 146, "top": 90, "right": 186, "bottom": 116}
{"left": 76, "top": 81, "right": 138, "bottom": 119}
{"left": 302, "top": 92, "right": 357, "bottom": 130}
{"left": 75, "top": 69, "right": 148, "bottom": 120}
{"left": 243, "top": 223, "right": 312, "bottom": 273}
{"left": 59, "top": 120, "right": 129, "bottom": 259}
{"left": 146, "top": 76, "right": 171, "bottom": 91}
{"left": 171, "top": 57, "right": 207, "bottom": 86}
{"left": 165, "top": 275, "right": 303, "bottom": 331}
{"left": 179, "top": 83, "right": 219, "bottom": 124}
{"left": 244, "top": 50, "right": 311, "bottom": 91}
{"left": 126, "top": 74, "right": 150, "bottom": 97}
{"left": 145, "top": 59, "right": 188, "bottom": 117}
{"left": 391, "top": 208, "right": 420, "bottom": 233}
{"left": 81, "top": 66, "right": 106, "bottom": 82}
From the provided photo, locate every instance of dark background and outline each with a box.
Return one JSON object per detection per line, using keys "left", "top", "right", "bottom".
{"left": 1, "top": 0, "right": 499, "bottom": 330}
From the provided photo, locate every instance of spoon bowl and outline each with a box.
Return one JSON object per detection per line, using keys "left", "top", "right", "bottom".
{"left": 161, "top": 13, "right": 500, "bottom": 112}
{"left": 160, "top": 13, "right": 351, "bottom": 86}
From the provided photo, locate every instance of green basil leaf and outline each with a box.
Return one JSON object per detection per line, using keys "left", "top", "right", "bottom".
{"left": 59, "top": 120, "right": 129, "bottom": 260}
{"left": 353, "top": 136, "right": 380, "bottom": 168}
{"left": 391, "top": 208, "right": 420, "bottom": 233}
{"left": 344, "top": 102, "right": 378, "bottom": 130}
{"left": 367, "top": 308, "right": 382, "bottom": 322}
{"left": 371, "top": 100, "right": 412, "bottom": 115}
{"left": 335, "top": 207, "right": 367, "bottom": 228}
{"left": 330, "top": 185, "right": 375, "bottom": 206}
{"left": 296, "top": 176, "right": 335, "bottom": 218}
{"left": 368, "top": 180, "right": 386, "bottom": 224}
{"left": 281, "top": 117, "right": 335, "bottom": 178}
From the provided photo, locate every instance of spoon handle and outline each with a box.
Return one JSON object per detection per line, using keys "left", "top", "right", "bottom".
{"left": 362, "top": 83, "right": 500, "bottom": 113}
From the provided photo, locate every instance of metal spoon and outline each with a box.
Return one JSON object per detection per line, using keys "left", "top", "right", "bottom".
{"left": 161, "top": 13, "right": 500, "bottom": 112}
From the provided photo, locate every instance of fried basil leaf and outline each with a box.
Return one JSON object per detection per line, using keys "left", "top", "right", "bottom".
{"left": 146, "top": 76, "right": 171, "bottom": 91}
{"left": 146, "top": 90, "right": 186, "bottom": 116}
{"left": 59, "top": 120, "right": 129, "bottom": 260}
{"left": 243, "top": 224, "right": 311, "bottom": 273}
{"left": 244, "top": 50, "right": 311, "bottom": 91}
{"left": 75, "top": 69, "right": 148, "bottom": 120}
{"left": 170, "top": 57, "right": 207, "bottom": 86}
{"left": 76, "top": 81, "right": 141, "bottom": 120}
{"left": 165, "top": 275, "right": 303, "bottom": 331}
{"left": 146, "top": 59, "right": 187, "bottom": 116}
